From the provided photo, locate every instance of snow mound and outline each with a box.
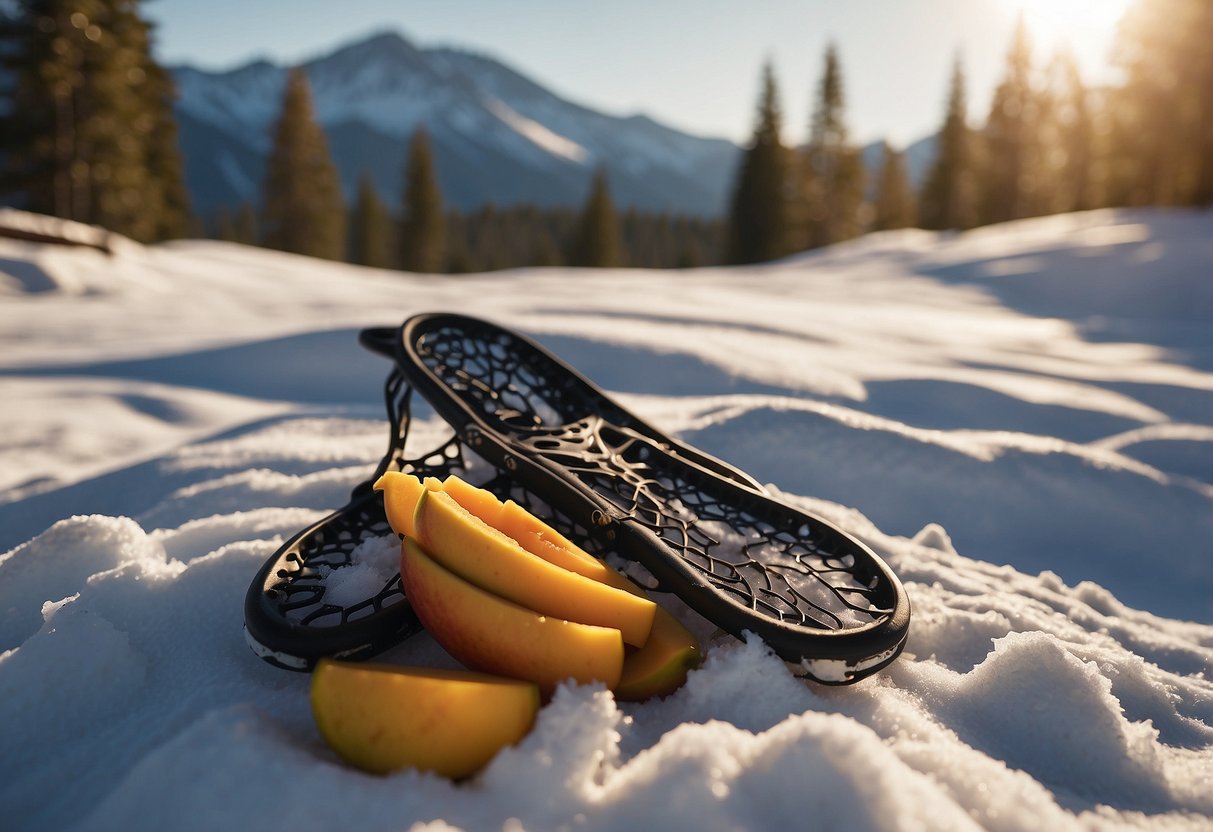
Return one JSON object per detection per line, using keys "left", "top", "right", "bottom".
{"left": 0, "top": 209, "right": 1210, "bottom": 831}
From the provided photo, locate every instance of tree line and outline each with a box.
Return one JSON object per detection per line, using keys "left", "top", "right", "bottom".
{"left": 726, "top": 0, "right": 1213, "bottom": 263}
{"left": 223, "top": 70, "right": 721, "bottom": 271}
{"left": 2, "top": 0, "right": 1211, "bottom": 267}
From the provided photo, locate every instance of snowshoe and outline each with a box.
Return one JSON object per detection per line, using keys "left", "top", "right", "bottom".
{"left": 245, "top": 314, "right": 911, "bottom": 684}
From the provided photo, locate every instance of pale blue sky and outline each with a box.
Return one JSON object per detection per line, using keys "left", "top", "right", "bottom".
{"left": 145, "top": 0, "right": 1131, "bottom": 147}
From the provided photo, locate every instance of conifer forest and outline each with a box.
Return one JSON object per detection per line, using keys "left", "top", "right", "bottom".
{"left": 2, "top": 0, "right": 1212, "bottom": 271}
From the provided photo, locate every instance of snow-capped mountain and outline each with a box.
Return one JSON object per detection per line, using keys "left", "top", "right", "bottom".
{"left": 171, "top": 31, "right": 742, "bottom": 219}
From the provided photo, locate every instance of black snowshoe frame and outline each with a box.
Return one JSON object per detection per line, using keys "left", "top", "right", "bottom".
{"left": 245, "top": 313, "right": 910, "bottom": 684}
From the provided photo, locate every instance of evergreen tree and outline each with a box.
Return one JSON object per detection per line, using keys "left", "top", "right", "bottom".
{"left": 233, "top": 201, "right": 258, "bottom": 245}
{"left": 142, "top": 57, "right": 190, "bottom": 239}
{"left": 1109, "top": 0, "right": 1213, "bottom": 205}
{"left": 398, "top": 128, "right": 445, "bottom": 272}
{"left": 0, "top": 0, "right": 189, "bottom": 241}
{"left": 260, "top": 67, "right": 345, "bottom": 259}
{"left": 525, "top": 204, "right": 563, "bottom": 267}
{"left": 725, "top": 62, "right": 793, "bottom": 264}
{"left": 977, "top": 16, "right": 1041, "bottom": 224}
{"left": 440, "top": 204, "right": 721, "bottom": 272}
{"left": 803, "top": 43, "right": 864, "bottom": 248}
{"left": 349, "top": 173, "right": 392, "bottom": 267}
{"left": 214, "top": 205, "right": 236, "bottom": 241}
{"left": 872, "top": 142, "right": 916, "bottom": 231}
{"left": 919, "top": 56, "right": 976, "bottom": 230}
{"left": 568, "top": 168, "right": 622, "bottom": 267}
{"left": 1038, "top": 51, "right": 1095, "bottom": 214}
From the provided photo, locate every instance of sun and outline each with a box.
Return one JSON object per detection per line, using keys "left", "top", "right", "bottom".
{"left": 1001, "top": 0, "right": 1135, "bottom": 48}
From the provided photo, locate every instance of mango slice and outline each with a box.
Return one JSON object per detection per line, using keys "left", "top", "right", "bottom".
{"left": 401, "top": 538, "right": 624, "bottom": 693}
{"left": 377, "top": 472, "right": 701, "bottom": 699}
{"left": 496, "top": 498, "right": 633, "bottom": 589}
{"left": 311, "top": 659, "right": 538, "bottom": 778}
{"left": 413, "top": 488, "right": 656, "bottom": 647}
{"left": 615, "top": 606, "right": 702, "bottom": 701}
{"left": 376, "top": 471, "right": 425, "bottom": 539}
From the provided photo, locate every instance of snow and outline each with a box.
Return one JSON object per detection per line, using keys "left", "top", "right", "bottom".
{"left": 486, "top": 99, "right": 590, "bottom": 164}
{"left": 1, "top": 207, "right": 1211, "bottom": 831}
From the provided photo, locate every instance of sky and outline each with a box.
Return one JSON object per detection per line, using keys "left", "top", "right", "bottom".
{"left": 144, "top": 0, "right": 1134, "bottom": 147}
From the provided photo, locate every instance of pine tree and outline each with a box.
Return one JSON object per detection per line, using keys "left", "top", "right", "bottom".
{"left": 803, "top": 43, "right": 864, "bottom": 248}
{"left": 977, "top": 16, "right": 1041, "bottom": 224}
{"left": 1038, "top": 51, "right": 1095, "bottom": 214}
{"left": 349, "top": 173, "right": 392, "bottom": 268}
{"left": 872, "top": 143, "right": 916, "bottom": 231}
{"left": 568, "top": 168, "right": 622, "bottom": 268}
{"left": 725, "top": 62, "right": 793, "bottom": 264}
{"left": 1109, "top": 0, "right": 1213, "bottom": 205}
{"left": 142, "top": 57, "right": 190, "bottom": 239}
{"left": 0, "top": 0, "right": 189, "bottom": 241}
{"left": 233, "top": 201, "right": 258, "bottom": 245}
{"left": 398, "top": 128, "right": 445, "bottom": 272}
{"left": 524, "top": 204, "right": 563, "bottom": 267}
{"left": 213, "top": 205, "right": 234, "bottom": 241}
{"left": 260, "top": 67, "right": 345, "bottom": 259}
{"left": 919, "top": 56, "right": 976, "bottom": 230}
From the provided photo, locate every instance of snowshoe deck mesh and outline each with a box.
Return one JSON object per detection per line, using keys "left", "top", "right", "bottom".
{"left": 397, "top": 313, "right": 910, "bottom": 682}
{"left": 246, "top": 314, "right": 910, "bottom": 683}
{"left": 244, "top": 366, "right": 604, "bottom": 671}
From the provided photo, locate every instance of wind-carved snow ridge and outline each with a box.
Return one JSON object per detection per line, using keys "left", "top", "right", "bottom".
{"left": 0, "top": 208, "right": 1211, "bottom": 831}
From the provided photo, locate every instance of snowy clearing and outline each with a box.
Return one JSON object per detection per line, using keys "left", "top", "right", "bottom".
{"left": 0, "top": 208, "right": 1210, "bottom": 831}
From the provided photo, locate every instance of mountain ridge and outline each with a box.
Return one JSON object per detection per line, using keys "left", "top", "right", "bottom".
{"left": 170, "top": 29, "right": 935, "bottom": 222}
{"left": 170, "top": 30, "right": 740, "bottom": 220}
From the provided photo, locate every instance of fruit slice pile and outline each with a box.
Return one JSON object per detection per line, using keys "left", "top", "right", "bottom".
{"left": 309, "top": 472, "right": 700, "bottom": 778}
{"left": 379, "top": 472, "right": 701, "bottom": 699}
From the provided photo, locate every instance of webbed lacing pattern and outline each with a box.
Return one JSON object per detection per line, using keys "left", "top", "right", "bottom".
{"left": 414, "top": 325, "right": 896, "bottom": 632}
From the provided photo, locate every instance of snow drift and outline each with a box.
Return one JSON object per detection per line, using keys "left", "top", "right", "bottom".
{"left": 0, "top": 208, "right": 1210, "bottom": 831}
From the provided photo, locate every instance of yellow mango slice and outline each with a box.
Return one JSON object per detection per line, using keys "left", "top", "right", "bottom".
{"left": 374, "top": 471, "right": 425, "bottom": 539}
{"left": 615, "top": 606, "right": 702, "bottom": 701}
{"left": 401, "top": 538, "right": 624, "bottom": 693}
{"left": 494, "top": 498, "right": 700, "bottom": 700}
{"left": 413, "top": 488, "right": 656, "bottom": 647}
{"left": 378, "top": 472, "right": 700, "bottom": 699}
{"left": 310, "top": 659, "right": 538, "bottom": 778}
{"left": 496, "top": 499, "right": 634, "bottom": 591}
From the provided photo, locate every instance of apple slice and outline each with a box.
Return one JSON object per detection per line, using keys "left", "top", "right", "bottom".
{"left": 310, "top": 659, "right": 538, "bottom": 778}
{"left": 414, "top": 488, "right": 656, "bottom": 647}
{"left": 401, "top": 538, "right": 624, "bottom": 692}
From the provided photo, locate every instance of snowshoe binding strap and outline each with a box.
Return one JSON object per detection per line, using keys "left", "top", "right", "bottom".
{"left": 392, "top": 313, "right": 911, "bottom": 684}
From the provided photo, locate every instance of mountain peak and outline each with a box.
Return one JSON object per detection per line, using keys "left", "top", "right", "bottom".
{"left": 171, "top": 28, "right": 741, "bottom": 219}
{"left": 336, "top": 29, "right": 414, "bottom": 56}
{"left": 314, "top": 28, "right": 424, "bottom": 71}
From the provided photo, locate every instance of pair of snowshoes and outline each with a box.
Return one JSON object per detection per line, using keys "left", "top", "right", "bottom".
{"left": 244, "top": 313, "right": 910, "bottom": 685}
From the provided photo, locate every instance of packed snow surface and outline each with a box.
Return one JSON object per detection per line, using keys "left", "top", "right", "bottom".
{"left": 0, "top": 208, "right": 1210, "bottom": 831}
